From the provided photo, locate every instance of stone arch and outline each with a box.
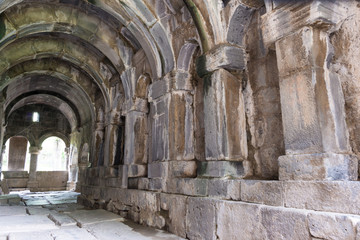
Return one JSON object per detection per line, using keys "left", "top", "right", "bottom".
{"left": 177, "top": 41, "right": 200, "bottom": 72}
{"left": 38, "top": 132, "right": 70, "bottom": 149}
{"left": 226, "top": 4, "right": 254, "bottom": 46}
{"left": 8, "top": 94, "right": 78, "bottom": 132}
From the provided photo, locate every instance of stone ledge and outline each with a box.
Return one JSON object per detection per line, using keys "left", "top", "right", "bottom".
{"left": 81, "top": 178, "right": 360, "bottom": 215}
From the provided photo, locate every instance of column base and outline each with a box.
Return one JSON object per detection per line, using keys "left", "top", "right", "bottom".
{"left": 67, "top": 181, "right": 76, "bottom": 191}
{"left": 279, "top": 153, "right": 358, "bottom": 181}
{"left": 27, "top": 180, "right": 39, "bottom": 192}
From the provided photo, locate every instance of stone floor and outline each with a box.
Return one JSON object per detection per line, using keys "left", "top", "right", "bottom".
{"left": 0, "top": 191, "right": 183, "bottom": 240}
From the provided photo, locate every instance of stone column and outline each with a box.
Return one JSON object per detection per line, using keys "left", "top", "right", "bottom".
{"left": 94, "top": 110, "right": 105, "bottom": 167}
{"left": 0, "top": 146, "right": 5, "bottom": 178}
{"left": 65, "top": 147, "right": 77, "bottom": 191}
{"left": 123, "top": 97, "right": 148, "bottom": 185}
{"left": 27, "top": 146, "right": 41, "bottom": 191}
{"left": 148, "top": 71, "right": 198, "bottom": 191}
{"left": 196, "top": 45, "right": 251, "bottom": 179}
{"left": 262, "top": 1, "right": 357, "bottom": 180}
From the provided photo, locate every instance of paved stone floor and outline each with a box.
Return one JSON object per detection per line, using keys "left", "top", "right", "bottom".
{"left": 0, "top": 191, "right": 183, "bottom": 240}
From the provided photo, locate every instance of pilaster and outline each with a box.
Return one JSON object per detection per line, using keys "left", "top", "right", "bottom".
{"left": 262, "top": 0, "right": 357, "bottom": 180}
{"left": 27, "top": 146, "right": 41, "bottom": 191}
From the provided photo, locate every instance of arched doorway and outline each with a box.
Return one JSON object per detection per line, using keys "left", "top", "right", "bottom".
{"left": 38, "top": 137, "right": 67, "bottom": 171}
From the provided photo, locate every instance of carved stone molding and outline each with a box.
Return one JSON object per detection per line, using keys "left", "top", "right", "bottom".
{"left": 261, "top": 0, "right": 348, "bottom": 45}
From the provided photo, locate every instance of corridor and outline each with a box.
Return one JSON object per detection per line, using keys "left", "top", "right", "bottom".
{"left": 0, "top": 191, "right": 183, "bottom": 240}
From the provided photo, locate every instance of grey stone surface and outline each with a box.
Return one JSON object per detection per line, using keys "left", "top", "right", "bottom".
{"left": 308, "top": 212, "right": 359, "bottom": 240}
{"left": 279, "top": 153, "right": 358, "bottom": 181}
{"left": 0, "top": 215, "right": 58, "bottom": 234}
{"left": 186, "top": 198, "right": 217, "bottom": 240}
{"left": 241, "top": 180, "right": 284, "bottom": 206}
{"left": 0, "top": 206, "right": 27, "bottom": 216}
{"left": 67, "top": 209, "right": 124, "bottom": 227}
{"left": 260, "top": 206, "right": 311, "bottom": 240}
{"left": 48, "top": 211, "right": 77, "bottom": 226}
{"left": 216, "top": 201, "right": 264, "bottom": 240}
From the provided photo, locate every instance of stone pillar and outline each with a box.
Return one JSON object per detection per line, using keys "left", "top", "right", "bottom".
{"left": 94, "top": 109, "right": 105, "bottom": 167}
{"left": 262, "top": 1, "right": 357, "bottom": 180}
{"left": 0, "top": 146, "right": 5, "bottom": 178}
{"left": 65, "top": 147, "right": 77, "bottom": 191}
{"left": 27, "top": 146, "right": 41, "bottom": 191}
{"left": 196, "top": 45, "right": 251, "bottom": 179}
{"left": 123, "top": 97, "right": 148, "bottom": 183}
{"left": 148, "top": 71, "right": 198, "bottom": 191}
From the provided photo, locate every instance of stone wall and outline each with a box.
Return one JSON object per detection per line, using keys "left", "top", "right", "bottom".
{"left": 1, "top": 0, "right": 360, "bottom": 239}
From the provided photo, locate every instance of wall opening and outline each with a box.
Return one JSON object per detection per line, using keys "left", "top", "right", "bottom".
{"left": 38, "top": 137, "right": 67, "bottom": 171}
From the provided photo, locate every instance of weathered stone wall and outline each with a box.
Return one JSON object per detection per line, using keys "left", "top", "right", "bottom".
{"left": 1, "top": 0, "right": 360, "bottom": 239}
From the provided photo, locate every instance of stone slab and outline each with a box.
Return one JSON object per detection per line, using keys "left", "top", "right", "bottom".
{"left": 48, "top": 211, "right": 77, "bottom": 226}
{"left": 0, "top": 215, "right": 58, "bottom": 234}
{"left": 26, "top": 207, "right": 52, "bottom": 216}
{"left": 84, "top": 220, "right": 184, "bottom": 240}
{"left": 24, "top": 199, "right": 50, "bottom": 206}
{"left": 43, "top": 203, "right": 85, "bottom": 213}
{"left": 67, "top": 209, "right": 124, "bottom": 227}
{"left": 0, "top": 206, "right": 27, "bottom": 216}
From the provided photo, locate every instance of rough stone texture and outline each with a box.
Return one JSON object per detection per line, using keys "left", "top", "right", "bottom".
{"left": 261, "top": 206, "right": 311, "bottom": 240}
{"left": 284, "top": 181, "right": 360, "bottom": 215}
{"left": 241, "top": 180, "right": 284, "bottom": 206}
{"left": 186, "top": 198, "right": 216, "bottom": 240}
{"left": 216, "top": 201, "right": 264, "bottom": 240}
{"left": 308, "top": 212, "right": 359, "bottom": 240}
{"left": 279, "top": 153, "right": 358, "bottom": 181}
{"left": 0, "top": 1, "right": 360, "bottom": 240}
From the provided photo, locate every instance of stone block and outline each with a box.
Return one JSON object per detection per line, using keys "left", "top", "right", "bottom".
{"left": 169, "top": 161, "right": 197, "bottom": 178}
{"left": 208, "top": 179, "right": 241, "bottom": 200}
{"left": 148, "top": 162, "right": 168, "bottom": 179}
{"left": 284, "top": 181, "right": 360, "bottom": 215}
{"left": 261, "top": 206, "right": 311, "bottom": 240}
{"left": 128, "top": 178, "right": 149, "bottom": 190}
{"left": 279, "top": 153, "right": 358, "bottom": 181}
{"left": 241, "top": 180, "right": 284, "bottom": 206}
{"left": 148, "top": 79, "right": 170, "bottom": 100}
{"left": 160, "top": 194, "right": 188, "bottom": 238}
{"left": 171, "top": 178, "right": 208, "bottom": 196}
{"left": 308, "top": 212, "right": 359, "bottom": 240}
{"left": 196, "top": 45, "right": 246, "bottom": 77}
{"left": 216, "top": 201, "right": 264, "bottom": 240}
{"left": 128, "top": 164, "right": 147, "bottom": 178}
{"left": 197, "top": 161, "right": 247, "bottom": 178}
{"left": 186, "top": 198, "right": 217, "bottom": 240}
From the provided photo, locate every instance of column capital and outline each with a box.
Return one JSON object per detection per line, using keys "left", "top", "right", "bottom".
{"left": 261, "top": 0, "right": 348, "bottom": 46}
{"left": 196, "top": 44, "right": 246, "bottom": 78}
{"left": 29, "top": 146, "right": 41, "bottom": 154}
{"left": 148, "top": 70, "right": 193, "bottom": 102}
